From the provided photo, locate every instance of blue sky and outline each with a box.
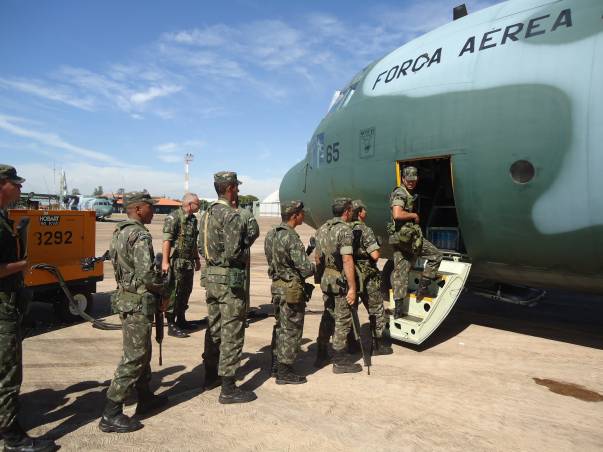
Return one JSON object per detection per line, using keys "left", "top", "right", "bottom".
{"left": 0, "top": 0, "right": 500, "bottom": 200}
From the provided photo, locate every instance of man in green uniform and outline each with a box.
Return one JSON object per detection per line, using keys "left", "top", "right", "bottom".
{"left": 161, "top": 192, "right": 201, "bottom": 338}
{"left": 349, "top": 200, "right": 393, "bottom": 355}
{"left": 198, "top": 172, "right": 256, "bottom": 404}
{"left": 314, "top": 198, "right": 362, "bottom": 374}
{"left": 265, "top": 200, "right": 314, "bottom": 384}
{"left": 99, "top": 191, "right": 168, "bottom": 433}
{"left": 235, "top": 202, "right": 260, "bottom": 321}
{"left": 389, "top": 167, "right": 443, "bottom": 318}
{"left": 0, "top": 165, "right": 56, "bottom": 451}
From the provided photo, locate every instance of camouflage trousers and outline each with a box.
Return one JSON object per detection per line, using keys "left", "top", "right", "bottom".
{"left": 167, "top": 258, "right": 194, "bottom": 316}
{"left": 391, "top": 239, "right": 443, "bottom": 300}
{"left": 0, "top": 296, "right": 21, "bottom": 430}
{"left": 107, "top": 311, "right": 153, "bottom": 403}
{"left": 317, "top": 293, "right": 352, "bottom": 353}
{"left": 202, "top": 282, "right": 246, "bottom": 378}
{"left": 359, "top": 275, "right": 387, "bottom": 338}
{"left": 271, "top": 295, "right": 305, "bottom": 365}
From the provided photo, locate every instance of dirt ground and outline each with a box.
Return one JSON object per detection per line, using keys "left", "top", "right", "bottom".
{"left": 16, "top": 214, "right": 603, "bottom": 451}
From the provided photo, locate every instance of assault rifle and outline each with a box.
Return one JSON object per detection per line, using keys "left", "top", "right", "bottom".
{"left": 336, "top": 276, "right": 371, "bottom": 375}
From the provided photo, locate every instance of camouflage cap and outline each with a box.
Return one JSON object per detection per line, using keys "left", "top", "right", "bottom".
{"left": 402, "top": 166, "right": 418, "bottom": 181}
{"left": 281, "top": 200, "right": 304, "bottom": 216}
{"left": 214, "top": 171, "right": 242, "bottom": 185}
{"left": 123, "top": 191, "right": 156, "bottom": 208}
{"left": 0, "top": 164, "right": 25, "bottom": 184}
{"left": 332, "top": 197, "right": 352, "bottom": 211}
{"left": 351, "top": 199, "right": 366, "bottom": 212}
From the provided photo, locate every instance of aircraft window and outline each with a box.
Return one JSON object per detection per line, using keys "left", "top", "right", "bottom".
{"left": 327, "top": 83, "right": 358, "bottom": 115}
{"left": 510, "top": 160, "right": 535, "bottom": 184}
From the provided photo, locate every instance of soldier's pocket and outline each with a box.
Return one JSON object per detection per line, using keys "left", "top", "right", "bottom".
{"left": 227, "top": 268, "right": 246, "bottom": 290}
{"left": 206, "top": 266, "right": 229, "bottom": 285}
{"left": 285, "top": 280, "right": 305, "bottom": 304}
{"left": 320, "top": 268, "right": 343, "bottom": 295}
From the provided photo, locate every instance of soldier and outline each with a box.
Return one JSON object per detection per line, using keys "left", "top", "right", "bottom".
{"left": 99, "top": 192, "right": 168, "bottom": 433}
{"left": 198, "top": 171, "right": 257, "bottom": 403}
{"left": 0, "top": 165, "right": 57, "bottom": 451}
{"left": 161, "top": 192, "right": 201, "bottom": 338}
{"left": 349, "top": 200, "right": 393, "bottom": 355}
{"left": 314, "top": 198, "right": 362, "bottom": 374}
{"left": 265, "top": 200, "right": 314, "bottom": 384}
{"left": 389, "top": 167, "right": 443, "bottom": 318}
{"left": 234, "top": 202, "right": 260, "bottom": 320}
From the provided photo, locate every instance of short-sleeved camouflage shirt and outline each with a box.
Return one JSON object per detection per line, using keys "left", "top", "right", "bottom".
{"left": 162, "top": 207, "right": 198, "bottom": 259}
{"left": 0, "top": 210, "right": 22, "bottom": 292}
{"left": 315, "top": 217, "right": 353, "bottom": 271}
{"left": 265, "top": 223, "right": 314, "bottom": 282}
{"left": 238, "top": 207, "right": 259, "bottom": 248}
{"left": 389, "top": 185, "right": 415, "bottom": 212}
{"left": 350, "top": 221, "right": 380, "bottom": 262}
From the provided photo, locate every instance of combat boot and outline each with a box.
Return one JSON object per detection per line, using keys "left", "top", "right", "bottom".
{"left": 218, "top": 377, "right": 257, "bottom": 404}
{"left": 98, "top": 399, "right": 143, "bottom": 433}
{"left": 203, "top": 364, "right": 221, "bottom": 390}
{"left": 313, "top": 341, "right": 331, "bottom": 368}
{"left": 276, "top": 363, "right": 307, "bottom": 385}
{"left": 1, "top": 422, "right": 57, "bottom": 452}
{"left": 393, "top": 299, "right": 404, "bottom": 319}
{"left": 332, "top": 351, "right": 362, "bottom": 374}
{"left": 346, "top": 330, "right": 361, "bottom": 354}
{"left": 135, "top": 388, "right": 169, "bottom": 415}
{"left": 372, "top": 336, "right": 394, "bottom": 356}
{"left": 176, "top": 310, "right": 197, "bottom": 331}
{"left": 167, "top": 314, "right": 189, "bottom": 338}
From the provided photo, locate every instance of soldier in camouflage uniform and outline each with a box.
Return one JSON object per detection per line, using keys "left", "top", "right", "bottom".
{"left": 235, "top": 203, "right": 260, "bottom": 320}
{"left": 0, "top": 165, "right": 56, "bottom": 452}
{"left": 349, "top": 200, "right": 393, "bottom": 355}
{"left": 161, "top": 192, "right": 201, "bottom": 338}
{"left": 99, "top": 192, "right": 168, "bottom": 433}
{"left": 314, "top": 198, "right": 362, "bottom": 374}
{"left": 198, "top": 172, "right": 257, "bottom": 404}
{"left": 389, "top": 167, "right": 443, "bottom": 318}
{"left": 264, "top": 200, "right": 314, "bottom": 385}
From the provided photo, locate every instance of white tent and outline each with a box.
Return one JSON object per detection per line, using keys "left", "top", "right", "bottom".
{"left": 260, "top": 190, "right": 280, "bottom": 217}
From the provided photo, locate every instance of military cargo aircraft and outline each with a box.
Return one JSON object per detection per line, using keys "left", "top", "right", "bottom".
{"left": 279, "top": 0, "right": 603, "bottom": 344}
{"left": 73, "top": 196, "right": 113, "bottom": 221}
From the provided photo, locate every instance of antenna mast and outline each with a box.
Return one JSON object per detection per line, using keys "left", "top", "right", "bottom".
{"left": 184, "top": 153, "right": 194, "bottom": 193}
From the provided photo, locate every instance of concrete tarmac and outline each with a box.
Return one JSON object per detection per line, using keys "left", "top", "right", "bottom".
{"left": 17, "top": 215, "right": 603, "bottom": 451}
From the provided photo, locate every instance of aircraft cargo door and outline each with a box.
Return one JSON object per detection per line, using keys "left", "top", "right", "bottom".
{"left": 385, "top": 259, "right": 471, "bottom": 345}
{"left": 386, "top": 157, "right": 471, "bottom": 345}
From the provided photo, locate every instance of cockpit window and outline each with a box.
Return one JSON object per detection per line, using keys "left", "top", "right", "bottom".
{"left": 326, "top": 82, "right": 358, "bottom": 115}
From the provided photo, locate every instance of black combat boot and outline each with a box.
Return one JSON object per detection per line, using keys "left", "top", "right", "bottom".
{"left": 415, "top": 276, "right": 434, "bottom": 299}
{"left": 1, "top": 422, "right": 57, "bottom": 452}
{"left": 167, "top": 313, "right": 189, "bottom": 338}
{"left": 332, "top": 351, "right": 362, "bottom": 374}
{"left": 393, "top": 299, "right": 404, "bottom": 319}
{"left": 98, "top": 399, "right": 143, "bottom": 433}
{"left": 176, "top": 309, "right": 197, "bottom": 331}
{"left": 313, "top": 341, "right": 331, "bottom": 368}
{"left": 135, "top": 387, "right": 169, "bottom": 415}
{"left": 203, "top": 364, "right": 221, "bottom": 390}
{"left": 346, "top": 330, "right": 361, "bottom": 354}
{"left": 372, "top": 336, "right": 394, "bottom": 356}
{"left": 276, "top": 363, "right": 307, "bottom": 385}
{"left": 218, "top": 377, "right": 257, "bottom": 404}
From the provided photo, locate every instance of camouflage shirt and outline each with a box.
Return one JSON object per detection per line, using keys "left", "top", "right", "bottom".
{"left": 162, "top": 207, "right": 198, "bottom": 259}
{"left": 390, "top": 185, "right": 415, "bottom": 213}
{"left": 238, "top": 207, "right": 260, "bottom": 248}
{"left": 0, "top": 210, "right": 21, "bottom": 292}
{"left": 315, "top": 217, "right": 353, "bottom": 271}
{"left": 265, "top": 223, "right": 314, "bottom": 282}
{"left": 350, "top": 221, "right": 380, "bottom": 263}
{"left": 110, "top": 220, "right": 161, "bottom": 295}
{"left": 198, "top": 198, "right": 246, "bottom": 268}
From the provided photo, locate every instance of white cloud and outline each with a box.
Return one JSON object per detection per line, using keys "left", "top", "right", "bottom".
{"left": 154, "top": 139, "right": 206, "bottom": 164}
{"left": 0, "top": 77, "right": 96, "bottom": 111}
{"left": 130, "top": 84, "right": 182, "bottom": 105}
{"left": 0, "top": 114, "right": 120, "bottom": 165}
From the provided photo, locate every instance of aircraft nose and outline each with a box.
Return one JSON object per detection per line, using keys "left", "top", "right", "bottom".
{"left": 280, "top": 160, "right": 316, "bottom": 228}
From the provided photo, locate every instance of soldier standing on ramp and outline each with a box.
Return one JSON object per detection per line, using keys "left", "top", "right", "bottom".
{"left": 349, "top": 200, "right": 393, "bottom": 355}
{"left": 198, "top": 172, "right": 257, "bottom": 403}
{"left": 0, "top": 165, "right": 56, "bottom": 452}
{"left": 314, "top": 198, "right": 362, "bottom": 374}
{"left": 264, "top": 200, "right": 314, "bottom": 384}
{"left": 389, "top": 167, "right": 443, "bottom": 318}
{"left": 99, "top": 192, "right": 168, "bottom": 433}
{"left": 161, "top": 192, "right": 201, "bottom": 338}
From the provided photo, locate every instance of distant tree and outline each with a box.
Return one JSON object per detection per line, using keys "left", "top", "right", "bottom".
{"left": 92, "top": 186, "right": 103, "bottom": 196}
{"left": 71, "top": 188, "right": 81, "bottom": 196}
{"left": 239, "top": 194, "right": 259, "bottom": 206}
